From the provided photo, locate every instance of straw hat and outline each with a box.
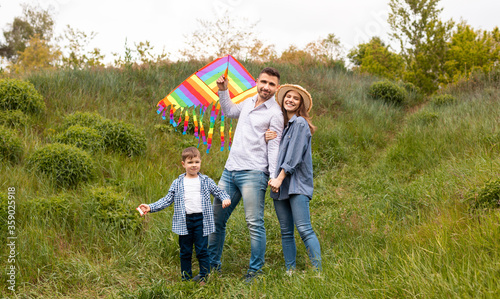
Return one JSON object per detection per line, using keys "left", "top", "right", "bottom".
{"left": 275, "top": 84, "right": 313, "bottom": 113}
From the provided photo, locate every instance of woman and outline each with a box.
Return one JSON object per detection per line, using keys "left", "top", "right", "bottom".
{"left": 267, "top": 84, "right": 322, "bottom": 273}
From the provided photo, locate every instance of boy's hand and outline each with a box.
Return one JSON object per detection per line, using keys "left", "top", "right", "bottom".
{"left": 137, "top": 204, "right": 150, "bottom": 216}
{"left": 216, "top": 75, "right": 228, "bottom": 91}
{"left": 222, "top": 199, "right": 231, "bottom": 209}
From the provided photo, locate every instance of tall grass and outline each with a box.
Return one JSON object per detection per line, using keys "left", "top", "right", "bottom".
{"left": 1, "top": 63, "right": 499, "bottom": 298}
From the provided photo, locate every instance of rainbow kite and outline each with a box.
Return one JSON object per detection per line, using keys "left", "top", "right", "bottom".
{"left": 156, "top": 55, "right": 257, "bottom": 152}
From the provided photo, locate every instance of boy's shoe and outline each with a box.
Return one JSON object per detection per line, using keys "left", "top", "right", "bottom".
{"left": 210, "top": 264, "right": 222, "bottom": 274}
{"left": 285, "top": 269, "right": 294, "bottom": 277}
{"left": 242, "top": 271, "right": 261, "bottom": 284}
{"left": 192, "top": 274, "right": 205, "bottom": 282}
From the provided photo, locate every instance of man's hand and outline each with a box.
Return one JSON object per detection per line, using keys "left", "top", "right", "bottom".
{"left": 222, "top": 199, "right": 231, "bottom": 209}
{"left": 268, "top": 178, "right": 283, "bottom": 193}
{"left": 216, "top": 75, "right": 228, "bottom": 91}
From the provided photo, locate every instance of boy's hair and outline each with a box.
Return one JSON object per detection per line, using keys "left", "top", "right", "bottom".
{"left": 182, "top": 147, "right": 200, "bottom": 161}
{"left": 258, "top": 67, "right": 280, "bottom": 82}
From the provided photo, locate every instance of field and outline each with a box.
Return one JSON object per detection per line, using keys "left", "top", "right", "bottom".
{"left": 1, "top": 62, "right": 499, "bottom": 298}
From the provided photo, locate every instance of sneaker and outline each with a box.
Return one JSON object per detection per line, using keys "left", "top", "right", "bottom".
{"left": 285, "top": 269, "right": 295, "bottom": 277}
{"left": 210, "top": 264, "right": 222, "bottom": 274}
{"left": 242, "top": 271, "right": 261, "bottom": 284}
{"left": 192, "top": 274, "right": 205, "bottom": 282}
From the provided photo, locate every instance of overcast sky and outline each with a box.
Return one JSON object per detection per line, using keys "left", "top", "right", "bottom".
{"left": 1, "top": 0, "right": 499, "bottom": 63}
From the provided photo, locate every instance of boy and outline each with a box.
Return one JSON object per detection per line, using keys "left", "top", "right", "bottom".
{"left": 137, "top": 147, "right": 231, "bottom": 283}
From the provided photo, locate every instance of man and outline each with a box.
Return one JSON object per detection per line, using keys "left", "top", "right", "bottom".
{"left": 208, "top": 67, "right": 284, "bottom": 283}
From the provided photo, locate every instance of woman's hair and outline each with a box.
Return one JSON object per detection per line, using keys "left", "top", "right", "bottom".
{"left": 281, "top": 90, "right": 316, "bottom": 134}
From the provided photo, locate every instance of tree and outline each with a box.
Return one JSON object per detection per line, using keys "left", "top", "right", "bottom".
{"left": 388, "top": 0, "right": 454, "bottom": 93}
{"left": 443, "top": 22, "right": 500, "bottom": 83}
{"left": 60, "top": 25, "right": 105, "bottom": 69}
{"left": 9, "top": 34, "right": 61, "bottom": 73}
{"left": 304, "top": 33, "right": 344, "bottom": 64}
{"left": 0, "top": 4, "right": 55, "bottom": 62}
{"left": 180, "top": 14, "right": 274, "bottom": 62}
{"left": 348, "top": 37, "right": 404, "bottom": 80}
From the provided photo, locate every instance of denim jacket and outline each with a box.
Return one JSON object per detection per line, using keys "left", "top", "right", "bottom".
{"left": 271, "top": 115, "right": 314, "bottom": 200}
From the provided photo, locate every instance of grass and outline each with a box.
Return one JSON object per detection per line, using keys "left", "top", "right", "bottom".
{"left": 0, "top": 62, "right": 499, "bottom": 298}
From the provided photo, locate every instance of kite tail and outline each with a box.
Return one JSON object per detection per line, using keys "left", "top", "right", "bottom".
{"left": 176, "top": 108, "right": 183, "bottom": 130}
{"left": 229, "top": 119, "right": 233, "bottom": 151}
{"left": 169, "top": 107, "right": 175, "bottom": 126}
{"left": 193, "top": 109, "right": 199, "bottom": 138}
{"left": 206, "top": 104, "right": 216, "bottom": 153}
{"left": 200, "top": 106, "right": 207, "bottom": 145}
{"left": 220, "top": 112, "right": 225, "bottom": 151}
{"left": 182, "top": 110, "right": 189, "bottom": 135}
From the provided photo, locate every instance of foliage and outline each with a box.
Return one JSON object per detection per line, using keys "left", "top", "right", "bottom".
{"left": 180, "top": 14, "right": 275, "bottom": 62}
{"left": 62, "top": 111, "right": 106, "bottom": 130}
{"left": 113, "top": 39, "right": 169, "bottom": 68}
{"left": 0, "top": 125, "right": 23, "bottom": 163}
{"left": 60, "top": 25, "right": 105, "bottom": 69}
{"left": 53, "top": 125, "right": 104, "bottom": 152}
{"left": 0, "top": 78, "right": 46, "bottom": 115}
{"left": 348, "top": 37, "right": 404, "bottom": 80}
{"left": 0, "top": 110, "right": 29, "bottom": 128}
{"left": 443, "top": 22, "right": 500, "bottom": 84}
{"left": 431, "top": 93, "right": 457, "bottom": 106}
{"left": 27, "top": 143, "right": 95, "bottom": 187}
{"left": 368, "top": 80, "right": 407, "bottom": 105}
{"left": 98, "top": 119, "right": 147, "bottom": 157}
{"left": 0, "top": 4, "right": 55, "bottom": 62}
{"left": 86, "top": 186, "right": 142, "bottom": 231}
{"left": 467, "top": 179, "right": 500, "bottom": 209}
{"left": 388, "top": 0, "right": 454, "bottom": 93}
{"left": 304, "top": 33, "right": 344, "bottom": 63}
{"left": 9, "top": 34, "right": 61, "bottom": 73}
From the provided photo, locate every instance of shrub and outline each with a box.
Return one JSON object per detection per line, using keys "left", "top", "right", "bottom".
{"left": 54, "top": 125, "right": 104, "bottom": 152}
{"left": 0, "top": 125, "right": 23, "bottom": 163}
{"left": 0, "top": 110, "right": 29, "bottom": 128}
{"left": 0, "top": 78, "right": 46, "bottom": 115}
{"left": 410, "top": 111, "right": 439, "bottom": 126}
{"left": 368, "top": 80, "right": 407, "bottom": 105}
{"left": 466, "top": 179, "right": 500, "bottom": 209}
{"left": 27, "top": 143, "right": 95, "bottom": 187}
{"left": 431, "top": 94, "right": 457, "bottom": 106}
{"left": 86, "top": 186, "right": 142, "bottom": 231}
{"left": 27, "top": 194, "right": 75, "bottom": 226}
{"left": 98, "top": 119, "right": 147, "bottom": 157}
{"left": 62, "top": 111, "right": 106, "bottom": 130}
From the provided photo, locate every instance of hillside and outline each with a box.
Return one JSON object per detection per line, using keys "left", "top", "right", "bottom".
{"left": 1, "top": 62, "right": 499, "bottom": 298}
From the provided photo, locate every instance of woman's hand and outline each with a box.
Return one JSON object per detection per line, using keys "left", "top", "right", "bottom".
{"left": 265, "top": 129, "right": 277, "bottom": 143}
{"left": 268, "top": 178, "right": 283, "bottom": 193}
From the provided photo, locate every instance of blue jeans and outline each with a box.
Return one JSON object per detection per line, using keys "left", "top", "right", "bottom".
{"left": 208, "top": 169, "right": 268, "bottom": 273}
{"left": 273, "top": 194, "right": 322, "bottom": 270}
{"left": 179, "top": 213, "right": 209, "bottom": 280}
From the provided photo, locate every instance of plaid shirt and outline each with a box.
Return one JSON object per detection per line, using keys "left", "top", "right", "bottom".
{"left": 149, "top": 173, "right": 230, "bottom": 236}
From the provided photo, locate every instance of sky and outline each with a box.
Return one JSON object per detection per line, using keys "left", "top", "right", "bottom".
{"left": 1, "top": 0, "right": 499, "bottom": 64}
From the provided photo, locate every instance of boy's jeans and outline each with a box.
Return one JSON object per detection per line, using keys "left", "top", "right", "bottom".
{"left": 179, "top": 213, "right": 209, "bottom": 280}
{"left": 208, "top": 169, "right": 268, "bottom": 273}
{"left": 273, "top": 194, "right": 322, "bottom": 271}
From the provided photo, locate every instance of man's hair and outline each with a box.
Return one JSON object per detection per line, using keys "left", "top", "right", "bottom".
{"left": 182, "top": 147, "right": 200, "bottom": 161}
{"left": 258, "top": 67, "right": 280, "bottom": 82}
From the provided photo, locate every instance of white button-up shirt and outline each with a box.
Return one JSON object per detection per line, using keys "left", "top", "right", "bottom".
{"left": 218, "top": 90, "right": 283, "bottom": 178}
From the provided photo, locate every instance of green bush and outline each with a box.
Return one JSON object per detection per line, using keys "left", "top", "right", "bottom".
{"left": 410, "top": 111, "right": 439, "bottom": 126}
{"left": 0, "top": 125, "right": 23, "bottom": 163}
{"left": 0, "top": 78, "right": 46, "bottom": 115}
{"left": 54, "top": 125, "right": 104, "bottom": 151}
{"left": 86, "top": 186, "right": 142, "bottom": 231}
{"left": 27, "top": 194, "right": 75, "bottom": 226}
{"left": 368, "top": 80, "right": 407, "bottom": 105}
{"left": 0, "top": 110, "right": 29, "bottom": 128}
{"left": 431, "top": 94, "right": 457, "bottom": 106}
{"left": 466, "top": 179, "right": 500, "bottom": 209}
{"left": 98, "top": 120, "right": 147, "bottom": 157}
{"left": 62, "top": 111, "right": 106, "bottom": 130}
{"left": 27, "top": 143, "right": 95, "bottom": 187}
